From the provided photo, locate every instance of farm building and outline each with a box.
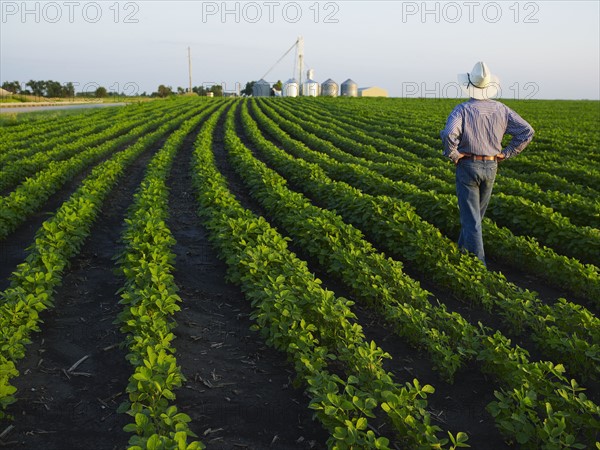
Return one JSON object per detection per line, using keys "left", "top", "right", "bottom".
{"left": 0, "top": 87, "right": 13, "bottom": 96}
{"left": 358, "top": 86, "right": 388, "bottom": 97}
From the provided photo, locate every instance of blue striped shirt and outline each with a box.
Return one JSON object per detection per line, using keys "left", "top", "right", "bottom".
{"left": 440, "top": 99, "right": 534, "bottom": 163}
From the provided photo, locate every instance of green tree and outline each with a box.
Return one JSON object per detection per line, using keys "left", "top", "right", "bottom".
{"left": 241, "top": 81, "right": 255, "bottom": 96}
{"left": 63, "top": 82, "right": 75, "bottom": 98}
{"left": 209, "top": 85, "right": 223, "bottom": 97}
{"left": 26, "top": 80, "right": 46, "bottom": 97}
{"left": 273, "top": 80, "right": 283, "bottom": 91}
{"left": 95, "top": 86, "right": 108, "bottom": 98}
{"left": 1, "top": 81, "right": 21, "bottom": 94}
{"left": 156, "top": 84, "right": 173, "bottom": 98}
{"left": 192, "top": 86, "right": 207, "bottom": 96}
{"left": 45, "top": 80, "right": 64, "bottom": 97}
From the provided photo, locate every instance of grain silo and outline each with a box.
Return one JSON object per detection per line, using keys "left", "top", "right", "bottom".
{"left": 341, "top": 79, "right": 358, "bottom": 97}
{"left": 321, "top": 79, "right": 338, "bottom": 97}
{"left": 283, "top": 78, "right": 299, "bottom": 97}
{"left": 303, "top": 69, "right": 320, "bottom": 97}
{"left": 253, "top": 79, "right": 271, "bottom": 97}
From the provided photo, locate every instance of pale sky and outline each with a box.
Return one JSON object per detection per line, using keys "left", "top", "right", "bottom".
{"left": 1, "top": 1, "right": 599, "bottom": 99}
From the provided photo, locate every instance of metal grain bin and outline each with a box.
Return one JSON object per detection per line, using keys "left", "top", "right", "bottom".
{"left": 321, "top": 79, "right": 339, "bottom": 97}
{"left": 341, "top": 79, "right": 358, "bottom": 97}
{"left": 283, "top": 78, "right": 299, "bottom": 97}
{"left": 252, "top": 79, "right": 271, "bottom": 97}
{"left": 303, "top": 79, "right": 320, "bottom": 97}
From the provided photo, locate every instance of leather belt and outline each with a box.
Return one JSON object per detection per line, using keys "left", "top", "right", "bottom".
{"left": 461, "top": 154, "right": 498, "bottom": 161}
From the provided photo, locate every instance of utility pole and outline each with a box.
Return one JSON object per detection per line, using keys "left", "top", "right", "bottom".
{"left": 188, "top": 46, "right": 192, "bottom": 94}
{"left": 297, "top": 36, "right": 304, "bottom": 94}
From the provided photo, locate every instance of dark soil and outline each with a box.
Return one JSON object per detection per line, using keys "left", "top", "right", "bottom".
{"left": 0, "top": 135, "right": 160, "bottom": 449}
{"left": 0, "top": 114, "right": 329, "bottom": 450}
{"left": 0, "top": 125, "right": 160, "bottom": 292}
{"left": 165, "top": 114, "right": 329, "bottom": 449}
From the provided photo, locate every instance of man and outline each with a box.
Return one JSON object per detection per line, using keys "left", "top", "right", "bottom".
{"left": 440, "top": 61, "right": 534, "bottom": 266}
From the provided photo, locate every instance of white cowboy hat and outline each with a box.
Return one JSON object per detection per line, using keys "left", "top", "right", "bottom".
{"left": 457, "top": 61, "right": 501, "bottom": 100}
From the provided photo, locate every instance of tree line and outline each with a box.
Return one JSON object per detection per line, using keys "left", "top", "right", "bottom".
{"left": 2, "top": 80, "right": 76, "bottom": 98}
{"left": 1, "top": 80, "right": 116, "bottom": 98}
{"left": 1, "top": 80, "right": 280, "bottom": 98}
{"left": 157, "top": 84, "right": 224, "bottom": 97}
{"left": 1, "top": 80, "right": 234, "bottom": 98}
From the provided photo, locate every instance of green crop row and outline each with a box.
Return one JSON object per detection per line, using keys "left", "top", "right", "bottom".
{"left": 264, "top": 99, "right": 599, "bottom": 267}
{"left": 1, "top": 101, "right": 187, "bottom": 164}
{"left": 293, "top": 98, "right": 599, "bottom": 203}
{"left": 0, "top": 100, "right": 180, "bottom": 152}
{"left": 114, "top": 102, "right": 222, "bottom": 449}
{"left": 1, "top": 118, "right": 118, "bottom": 175}
{"left": 253, "top": 98, "right": 600, "bottom": 343}
{"left": 0, "top": 106, "right": 119, "bottom": 151}
{"left": 375, "top": 110, "right": 599, "bottom": 188}
{"left": 0, "top": 107, "right": 194, "bottom": 420}
{"left": 501, "top": 155, "right": 599, "bottom": 195}
{"left": 0, "top": 125, "right": 150, "bottom": 238}
{"left": 300, "top": 98, "right": 599, "bottom": 197}
{"left": 0, "top": 101, "right": 200, "bottom": 241}
{"left": 0, "top": 106, "right": 153, "bottom": 192}
{"left": 191, "top": 104, "right": 469, "bottom": 449}
{"left": 233, "top": 99, "right": 600, "bottom": 448}
{"left": 260, "top": 99, "right": 599, "bottom": 305}
{"left": 0, "top": 109, "right": 114, "bottom": 163}
{"left": 277, "top": 98, "right": 600, "bottom": 229}
{"left": 0, "top": 101, "right": 187, "bottom": 190}
{"left": 247, "top": 99, "right": 600, "bottom": 383}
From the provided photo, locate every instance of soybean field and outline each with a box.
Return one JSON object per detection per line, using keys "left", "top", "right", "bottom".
{"left": 0, "top": 97, "right": 598, "bottom": 450}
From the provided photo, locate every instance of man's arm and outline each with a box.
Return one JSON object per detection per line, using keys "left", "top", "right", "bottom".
{"left": 501, "top": 108, "right": 535, "bottom": 160}
{"left": 440, "top": 106, "right": 464, "bottom": 164}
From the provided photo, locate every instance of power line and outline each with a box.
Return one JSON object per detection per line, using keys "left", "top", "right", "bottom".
{"left": 260, "top": 37, "right": 301, "bottom": 81}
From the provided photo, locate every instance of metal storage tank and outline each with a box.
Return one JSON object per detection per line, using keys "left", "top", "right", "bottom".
{"left": 341, "top": 79, "right": 358, "bottom": 97}
{"left": 283, "top": 78, "right": 299, "bottom": 97}
{"left": 302, "top": 69, "right": 320, "bottom": 97}
{"left": 252, "top": 79, "right": 271, "bottom": 97}
{"left": 321, "top": 79, "right": 338, "bottom": 97}
{"left": 303, "top": 79, "right": 320, "bottom": 97}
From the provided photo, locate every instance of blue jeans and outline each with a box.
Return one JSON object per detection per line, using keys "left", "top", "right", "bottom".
{"left": 455, "top": 159, "right": 498, "bottom": 265}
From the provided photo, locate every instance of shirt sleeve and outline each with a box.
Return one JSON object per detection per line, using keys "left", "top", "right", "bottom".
{"left": 440, "top": 106, "right": 463, "bottom": 163}
{"left": 502, "top": 107, "right": 535, "bottom": 159}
